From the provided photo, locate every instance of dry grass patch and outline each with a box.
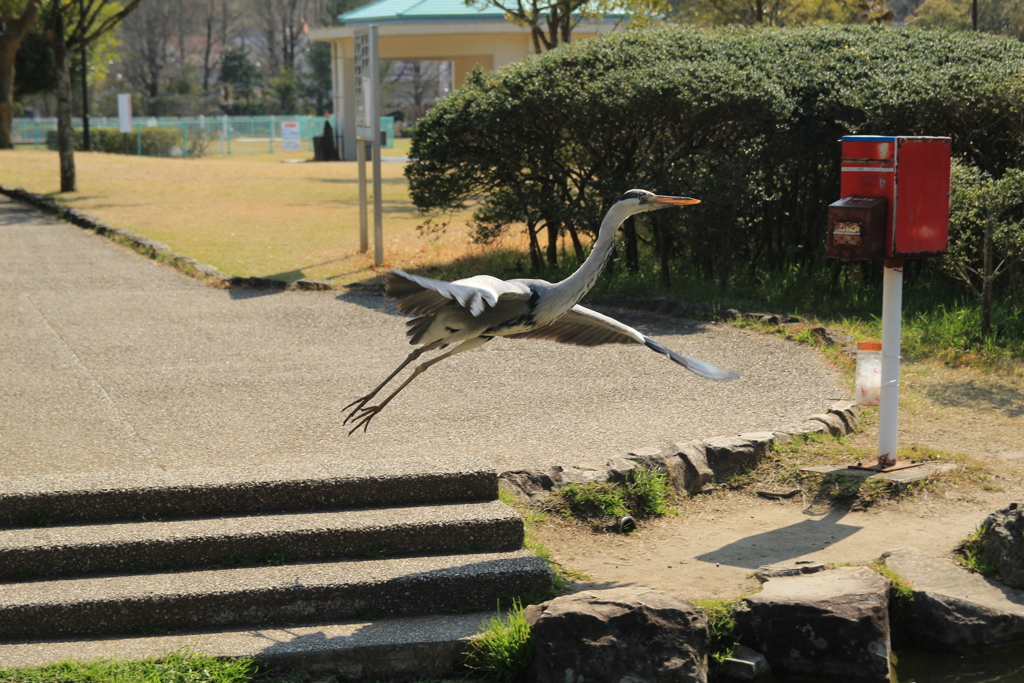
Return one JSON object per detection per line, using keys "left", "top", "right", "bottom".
{"left": 0, "top": 145, "right": 500, "bottom": 285}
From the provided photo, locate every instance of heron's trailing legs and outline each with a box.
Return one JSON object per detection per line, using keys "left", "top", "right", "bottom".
{"left": 342, "top": 340, "right": 445, "bottom": 424}
{"left": 345, "top": 336, "right": 492, "bottom": 434}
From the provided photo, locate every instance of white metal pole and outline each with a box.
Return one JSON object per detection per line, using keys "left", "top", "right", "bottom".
{"left": 372, "top": 136, "right": 383, "bottom": 267}
{"left": 358, "top": 139, "right": 368, "bottom": 253}
{"left": 370, "top": 26, "right": 383, "bottom": 268}
{"left": 878, "top": 261, "right": 903, "bottom": 467}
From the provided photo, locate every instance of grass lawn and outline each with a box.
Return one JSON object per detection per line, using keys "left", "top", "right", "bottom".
{"left": 0, "top": 140, "right": 486, "bottom": 286}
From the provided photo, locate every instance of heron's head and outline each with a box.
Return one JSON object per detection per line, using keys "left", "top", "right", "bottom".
{"left": 618, "top": 189, "right": 700, "bottom": 214}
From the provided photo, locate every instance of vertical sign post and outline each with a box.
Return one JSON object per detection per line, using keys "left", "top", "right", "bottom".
{"left": 354, "top": 26, "right": 383, "bottom": 267}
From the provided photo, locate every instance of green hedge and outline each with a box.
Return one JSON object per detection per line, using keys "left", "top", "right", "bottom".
{"left": 408, "top": 25, "right": 1024, "bottom": 291}
{"left": 45, "top": 127, "right": 184, "bottom": 156}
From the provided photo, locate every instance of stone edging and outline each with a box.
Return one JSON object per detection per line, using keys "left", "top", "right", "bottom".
{"left": 500, "top": 400, "right": 861, "bottom": 505}
{"left": 0, "top": 184, "right": 332, "bottom": 292}
{"left": 2, "top": 184, "right": 863, "bottom": 498}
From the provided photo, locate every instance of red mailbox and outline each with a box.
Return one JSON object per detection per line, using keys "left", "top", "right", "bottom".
{"left": 827, "top": 135, "right": 951, "bottom": 261}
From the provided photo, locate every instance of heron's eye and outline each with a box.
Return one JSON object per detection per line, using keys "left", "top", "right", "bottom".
{"left": 618, "top": 189, "right": 651, "bottom": 202}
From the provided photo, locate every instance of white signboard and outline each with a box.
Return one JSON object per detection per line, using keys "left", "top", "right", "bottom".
{"left": 117, "top": 93, "right": 132, "bottom": 133}
{"left": 353, "top": 27, "right": 378, "bottom": 141}
{"left": 281, "top": 121, "right": 301, "bottom": 151}
{"left": 353, "top": 25, "right": 383, "bottom": 266}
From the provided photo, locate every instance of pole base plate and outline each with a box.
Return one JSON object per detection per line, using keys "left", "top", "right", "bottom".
{"left": 847, "top": 460, "right": 923, "bottom": 473}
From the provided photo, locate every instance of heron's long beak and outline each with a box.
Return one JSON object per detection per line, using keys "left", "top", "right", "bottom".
{"left": 649, "top": 195, "right": 700, "bottom": 206}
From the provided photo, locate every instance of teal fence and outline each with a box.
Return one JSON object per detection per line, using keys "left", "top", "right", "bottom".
{"left": 11, "top": 115, "right": 395, "bottom": 156}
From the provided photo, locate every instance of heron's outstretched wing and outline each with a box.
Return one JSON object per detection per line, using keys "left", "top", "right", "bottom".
{"left": 507, "top": 305, "right": 739, "bottom": 381}
{"left": 505, "top": 306, "right": 641, "bottom": 346}
{"left": 386, "top": 269, "right": 531, "bottom": 317}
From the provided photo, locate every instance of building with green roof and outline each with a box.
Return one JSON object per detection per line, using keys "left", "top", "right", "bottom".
{"left": 310, "top": 0, "right": 628, "bottom": 159}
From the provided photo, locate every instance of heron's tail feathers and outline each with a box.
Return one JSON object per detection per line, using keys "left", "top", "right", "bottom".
{"left": 643, "top": 337, "right": 739, "bottom": 381}
{"left": 385, "top": 270, "right": 424, "bottom": 299}
{"left": 406, "top": 315, "right": 434, "bottom": 345}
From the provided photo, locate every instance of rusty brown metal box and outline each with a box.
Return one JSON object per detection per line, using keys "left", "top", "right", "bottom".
{"left": 826, "top": 196, "right": 887, "bottom": 260}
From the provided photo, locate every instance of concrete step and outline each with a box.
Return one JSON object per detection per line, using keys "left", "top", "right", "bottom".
{"left": 0, "top": 500, "right": 523, "bottom": 580}
{"left": 0, "top": 611, "right": 502, "bottom": 678}
{"left": 0, "top": 550, "right": 551, "bottom": 640}
{"left": 0, "top": 456, "right": 497, "bottom": 526}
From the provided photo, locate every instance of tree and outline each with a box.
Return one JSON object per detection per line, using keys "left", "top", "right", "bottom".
{"left": 946, "top": 162, "right": 1024, "bottom": 334}
{"left": 485, "top": 0, "right": 592, "bottom": 52}
{"left": 118, "top": 0, "right": 173, "bottom": 99}
{"left": 390, "top": 60, "right": 443, "bottom": 122}
{"left": 471, "top": 0, "right": 666, "bottom": 54}
{"left": 0, "top": 0, "right": 41, "bottom": 148}
{"left": 219, "top": 44, "right": 259, "bottom": 106}
{"left": 198, "top": 0, "right": 239, "bottom": 92}
{"left": 254, "top": 0, "right": 307, "bottom": 74}
{"left": 269, "top": 67, "right": 297, "bottom": 113}
{"left": 912, "top": 0, "right": 1024, "bottom": 40}
{"left": 678, "top": 0, "right": 862, "bottom": 26}
{"left": 14, "top": 24, "right": 56, "bottom": 100}
{"left": 43, "top": 0, "right": 142, "bottom": 192}
{"left": 301, "top": 38, "right": 331, "bottom": 114}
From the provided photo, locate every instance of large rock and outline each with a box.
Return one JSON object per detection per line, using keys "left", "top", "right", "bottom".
{"left": 828, "top": 400, "right": 861, "bottom": 433}
{"left": 629, "top": 441, "right": 714, "bottom": 495}
{"left": 981, "top": 503, "right": 1024, "bottom": 589}
{"left": 807, "top": 412, "right": 846, "bottom": 436}
{"left": 526, "top": 587, "right": 709, "bottom": 683}
{"left": 736, "top": 566, "right": 891, "bottom": 683}
{"left": 500, "top": 469, "right": 559, "bottom": 505}
{"left": 772, "top": 420, "right": 828, "bottom": 443}
{"left": 754, "top": 559, "right": 827, "bottom": 582}
{"left": 718, "top": 644, "right": 772, "bottom": 681}
{"left": 882, "top": 546, "right": 1024, "bottom": 649}
{"left": 702, "top": 436, "right": 758, "bottom": 481}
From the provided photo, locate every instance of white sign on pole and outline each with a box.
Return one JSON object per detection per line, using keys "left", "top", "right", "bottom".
{"left": 354, "top": 28, "right": 377, "bottom": 142}
{"left": 281, "top": 121, "right": 301, "bottom": 151}
{"left": 117, "top": 94, "right": 132, "bottom": 133}
{"left": 353, "top": 26, "right": 384, "bottom": 266}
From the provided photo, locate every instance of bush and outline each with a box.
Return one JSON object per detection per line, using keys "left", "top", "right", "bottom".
{"left": 944, "top": 161, "right": 1024, "bottom": 332}
{"left": 408, "top": 25, "right": 1024, "bottom": 299}
{"left": 46, "top": 127, "right": 184, "bottom": 156}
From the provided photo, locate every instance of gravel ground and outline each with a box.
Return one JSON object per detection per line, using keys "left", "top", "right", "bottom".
{"left": 0, "top": 195, "right": 844, "bottom": 478}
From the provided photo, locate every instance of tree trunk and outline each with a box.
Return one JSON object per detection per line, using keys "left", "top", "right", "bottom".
{"left": 52, "top": 17, "right": 77, "bottom": 193}
{"left": 0, "top": 38, "right": 17, "bottom": 149}
{"left": 566, "top": 224, "right": 584, "bottom": 262}
{"left": 717, "top": 217, "right": 732, "bottom": 289}
{"left": 546, "top": 222, "right": 558, "bottom": 266}
{"left": 982, "top": 216, "right": 994, "bottom": 334}
{"left": 622, "top": 216, "right": 639, "bottom": 272}
{"left": 202, "top": 4, "right": 215, "bottom": 91}
{"left": 653, "top": 214, "right": 671, "bottom": 287}
{"left": 527, "top": 222, "right": 542, "bottom": 271}
{"left": 0, "top": 1, "right": 41, "bottom": 149}
{"left": 559, "top": 0, "right": 572, "bottom": 45}
{"left": 79, "top": 44, "right": 90, "bottom": 151}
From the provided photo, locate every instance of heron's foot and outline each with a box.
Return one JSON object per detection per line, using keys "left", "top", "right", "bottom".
{"left": 346, "top": 405, "right": 382, "bottom": 435}
{"left": 342, "top": 395, "right": 373, "bottom": 425}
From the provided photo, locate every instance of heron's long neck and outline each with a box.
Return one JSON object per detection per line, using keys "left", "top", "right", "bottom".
{"left": 548, "top": 204, "right": 632, "bottom": 312}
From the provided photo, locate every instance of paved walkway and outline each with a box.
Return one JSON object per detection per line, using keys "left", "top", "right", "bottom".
{"left": 0, "top": 195, "right": 844, "bottom": 478}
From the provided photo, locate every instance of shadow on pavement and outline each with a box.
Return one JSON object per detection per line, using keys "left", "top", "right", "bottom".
{"left": 694, "top": 508, "right": 862, "bottom": 569}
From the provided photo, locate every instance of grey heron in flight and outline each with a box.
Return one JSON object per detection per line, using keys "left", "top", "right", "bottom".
{"left": 344, "top": 189, "right": 739, "bottom": 434}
